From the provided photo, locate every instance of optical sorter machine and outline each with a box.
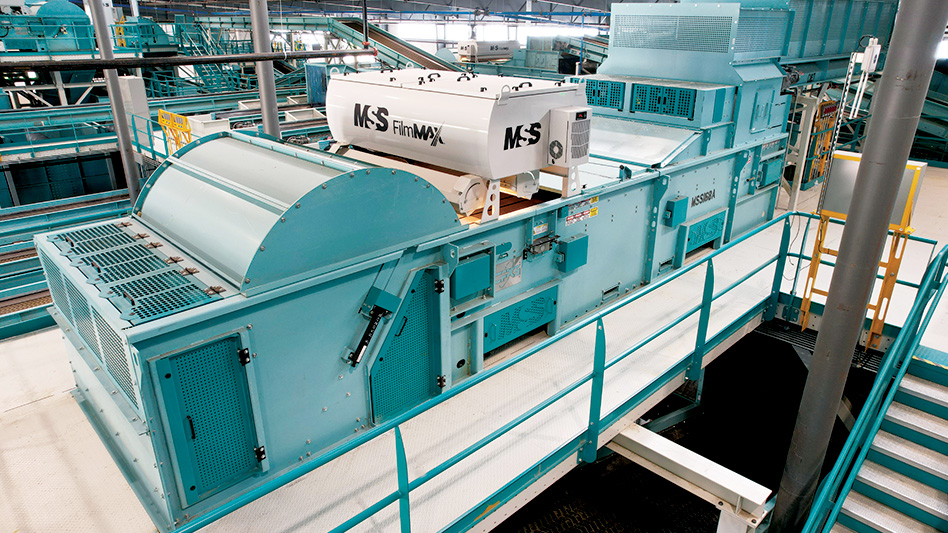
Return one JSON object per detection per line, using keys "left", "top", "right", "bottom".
{"left": 36, "top": 4, "right": 789, "bottom": 530}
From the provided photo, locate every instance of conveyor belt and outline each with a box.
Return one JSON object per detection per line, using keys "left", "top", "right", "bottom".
{"left": 213, "top": 103, "right": 313, "bottom": 120}
{"left": 0, "top": 290, "right": 51, "bottom": 317}
{"left": 338, "top": 20, "right": 456, "bottom": 70}
{"left": 279, "top": 118, "right": 328, "bottom": 131}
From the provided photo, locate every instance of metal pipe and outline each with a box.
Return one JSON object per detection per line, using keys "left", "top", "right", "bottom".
{"left": 252, "top": 0, "right": 285, "bottom": 137}
{"left": 362, "top": 0, "right": 370, "bottom": 48}
{"left": 89, "top": 0, "right": 141, "bottom": 205}
{"left": 2, "top": 49, "right": 376, "bottom": 71}
{"left": 772, "top": 1, "right": 948, "bottom": 530}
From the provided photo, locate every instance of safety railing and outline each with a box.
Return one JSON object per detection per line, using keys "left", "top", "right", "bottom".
{"left": 781, "top": 213, "right": 940, "bottom": 330}
{"left": 169, "top": 213, "right": 827, "bottom": 532}
{"left": 803, "top": 243, "right": 948, "bottom": 532}
{"left": 126, "top": 112, "right": 170, "bottom": 161}
{"left": 0, "top": 120, "right": 115, "bottom": 160}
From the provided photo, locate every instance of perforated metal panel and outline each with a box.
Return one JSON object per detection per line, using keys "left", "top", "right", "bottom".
{"left": 94, "top": 308, "right": 137, "bottom": 407}
{"left": 371, "top": 270, "right": 440, "bottom": 422}
{"left": 632, "top": 85, "right": 696, "bottom": 119}
{"left": 38, "top": 249, "right": 71, "bottom": 323}
{"left": 66, "top": 277, "right": 100, "bottom": 361}
{"left": 96, "top": 255, "right": 169, "bottom": 284}
{"left": 65, "top": 233, "right": 138, "bottom": 256}
{"left": 734, "top": 9, "right": 789, "bottom": 56}
{"left": 583, "top": 79, "right": 625, "bottom": 110}
{"left": 158, "top": 336, "right": 259, "bottom": 504}
{"left": 48, "top": 221, "right": 222, "bottom": 325}
{"left": 612, "top": 14, "right": 733, "bottom": 53}
{"left": 483, "top": 287, "right": 558, "bottom": 352}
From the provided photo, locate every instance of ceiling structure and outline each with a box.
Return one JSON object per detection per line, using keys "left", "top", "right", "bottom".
{"left": 121, "top": 0, "right": 669, "bottom": 24}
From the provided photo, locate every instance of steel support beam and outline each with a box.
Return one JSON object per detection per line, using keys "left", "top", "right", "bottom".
{"left": 250, "top": 0, "right": 280, "bottom": 138}
{"left": 1, "top": 49, "right": 376, "bottom": 71}
{"left": 89, "top": 0, "right": 141, "bottom": 205}
{"left": 772, "top": 1, "right": 948, "bottom": 530}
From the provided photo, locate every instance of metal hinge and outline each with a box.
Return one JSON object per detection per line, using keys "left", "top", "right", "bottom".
{"left": 165, "top": 256, "right": 183, "bottom": 264}
{"left": 436, "top": 375, "right": 446, "bottom": 388}
{"left": 254, "top": 446, "right": 266, "bottom": 462}
{"left": 434, "top": 279, "right": 445, "bottom": 293}
{"left": 238, "top": 348, "right": 251, "bottom": 366}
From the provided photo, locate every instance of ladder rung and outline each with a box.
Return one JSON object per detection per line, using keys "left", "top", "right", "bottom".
{"left": 820, "top": 248, "right": 839, "bottom": 257}
{"left": 811, "top": 288, "right": 829, "bottom": 297}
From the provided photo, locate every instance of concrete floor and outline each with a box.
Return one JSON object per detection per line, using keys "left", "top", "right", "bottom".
{"left": 1, "top": 167, "right": 946, "bottom": 533}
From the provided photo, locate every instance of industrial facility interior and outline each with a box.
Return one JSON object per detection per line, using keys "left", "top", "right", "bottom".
{"left": 2, "top": 0, "right": 948, "bottom": 532}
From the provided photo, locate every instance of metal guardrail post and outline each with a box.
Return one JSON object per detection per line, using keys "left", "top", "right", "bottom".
{"left": 395, "top": 427, "right": 411, "bottom": 533}
{"left": 688, "top": 260, "right": 715, "bottom": 382}
{"left": 579, "top": 318, "right": 606, "bottom": 464}
{"left": 767, "top": 218, "right": 793, "bottom": 321}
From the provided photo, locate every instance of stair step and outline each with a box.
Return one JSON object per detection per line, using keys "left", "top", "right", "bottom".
{"left": 841, "top": 491, "right": 937, "bottom": 533}
{"left": 830, "top": 524, "right": 856, "bottom": 533}
{"left": 885, "top": 403, "right": 948, "bottom": 445}
{"left": 857, "top": 461, "right": 948, "bottom": 521}
{"left": 901, "top": 373, "right": 948, "bottom": 409}
{"left": 872, "top": 430, "right": 948, "bottom": 483}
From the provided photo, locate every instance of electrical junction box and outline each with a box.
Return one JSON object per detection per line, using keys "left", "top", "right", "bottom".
{"left": 663, "top": 196, "right": 689, "bottom": 227}
{"left": 451, "top": 252, "right": 491, "bottom": 300}
{"left": 548, "top": 106, "right": 591, "bottom": 167}
{"left": 555, "top": 234, "right": 589, "bottom": 273}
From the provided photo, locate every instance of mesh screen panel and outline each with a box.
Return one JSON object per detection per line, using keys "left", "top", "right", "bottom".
{"left": 169, "top": 336, "right": 257, "bottom": 494}
{"left": 613, "top": 14, "right": 733, "bottom": 53}
{"left": 371, "top": 271, "right": 437, "bottom": 422}
{"left": 735, "top": 9, "right": 789, "bottom": 54}
{"left": 66, "top": 276, "right": 100, "bottom": 361}
{"left": 94, "top": 307, "right": 137, "bottom": 407}
{"left": 583, "top": 79, "right": 625, "bottom": 109}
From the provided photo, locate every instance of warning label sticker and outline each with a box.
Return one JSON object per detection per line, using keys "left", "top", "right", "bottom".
{"left": 565, "top": 196, "right": 599, "bottom": 226}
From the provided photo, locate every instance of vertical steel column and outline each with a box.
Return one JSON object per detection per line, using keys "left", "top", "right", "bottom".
{"left": 361, "top": 0, "right": 370, "bottom": 48}
{"left": 128, "top": 0, "right": 139, "bottom": 17}
{"left": 89, "top": 0, "right": 140, "bottom": 204}
{"left": 772, "top": 1, "right": 948, "bottom": 530}
{"left": 250, "top": 0, "right": 280, "bottom": 138}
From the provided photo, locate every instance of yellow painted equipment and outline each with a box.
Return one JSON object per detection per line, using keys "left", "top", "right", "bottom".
{"left": 157, "top": 109, "right": 192, "bottom": 154}
{"left": 799, "top": 151, "right": 926, "bottom": 350}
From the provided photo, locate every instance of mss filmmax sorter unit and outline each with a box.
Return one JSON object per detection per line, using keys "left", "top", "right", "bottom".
{"left": 35, "top": 9, "right": 791, "bottom": 527}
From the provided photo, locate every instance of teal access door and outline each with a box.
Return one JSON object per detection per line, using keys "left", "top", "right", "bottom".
{"left": 370, "top": 269, "right": 442, "bottom": 423}
{"left": 156, "top": 335, "right": 261, "bottom": 507}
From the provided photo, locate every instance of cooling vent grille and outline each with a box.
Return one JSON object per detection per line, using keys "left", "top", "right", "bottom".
{"left": 94, "top": 307, "right": 137, "bottom": 407}
{"left": 583, "top": 79, "right": 625, "bottom": 110}
{"left": 48, "top": 221, "right": 222, "bottom": 325}
{"left": 633, "top": 85, "right": 697, "bottom": 119}
{"left": 613, "top": 14, "right": 733, "bottom": 54}
{"left": 571, "top": 119, "right": 591, "bottom": 159}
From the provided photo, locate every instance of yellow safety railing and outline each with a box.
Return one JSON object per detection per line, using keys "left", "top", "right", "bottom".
{"left": 157, "top": 109, "right": 192, "bottom": 155}
{"left": 799, "top": 152, "right": 925, "bottom": 350}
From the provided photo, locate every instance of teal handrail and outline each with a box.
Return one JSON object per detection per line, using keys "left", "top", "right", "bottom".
{"left": 172, "top": 213, "right": 800, "bottom": 533}
{"left": 803, "top": 243, "right": 948, "bottom": 532}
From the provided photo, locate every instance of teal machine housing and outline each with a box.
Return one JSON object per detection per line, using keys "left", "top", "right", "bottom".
{"left": 569, "top": 1, "right": 794, "bottom": 271}
{"left": 32, "top": 3, "right": 837, "bottom": 530}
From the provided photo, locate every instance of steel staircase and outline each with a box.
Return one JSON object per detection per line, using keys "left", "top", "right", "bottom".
{"left": 805, "top": 246, "right": 948, "bottom": 533}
